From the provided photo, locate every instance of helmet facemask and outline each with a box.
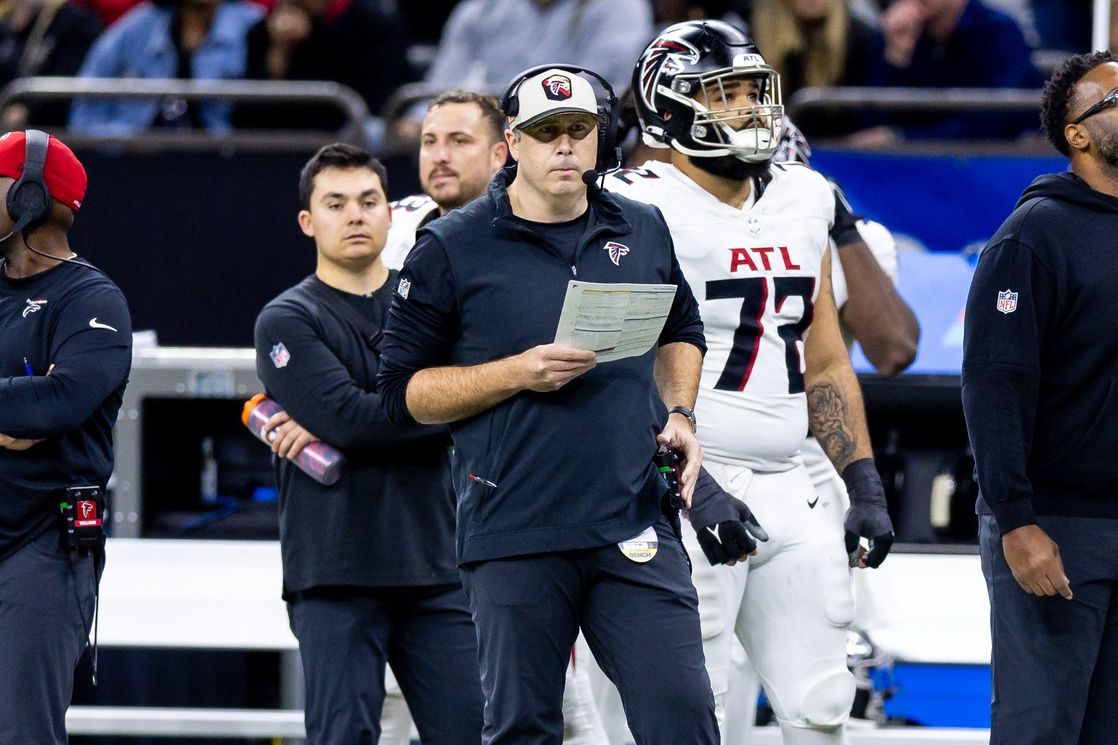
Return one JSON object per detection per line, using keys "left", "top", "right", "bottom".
{"left": 666, "top": 62, "right": 785, "bottom": 163}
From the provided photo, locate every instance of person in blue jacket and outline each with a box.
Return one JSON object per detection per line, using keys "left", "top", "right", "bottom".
{"left": 378, "top": 66, "right": 719, "bottom": 745}
{"left": 963, "top": 50, "right": 1118, "bottom": 745}
{"left": 69, "top": 0, "right": 262, "bottom": 135}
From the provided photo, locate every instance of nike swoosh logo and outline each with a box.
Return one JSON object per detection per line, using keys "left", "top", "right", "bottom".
{"left": 89, "top": 318, "right": 118, "bottom": 332}
{"left": 807, "top": 496, "right": 819, "bottom": 509}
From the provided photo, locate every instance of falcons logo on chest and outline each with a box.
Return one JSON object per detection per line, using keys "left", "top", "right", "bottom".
{"left": 603, "top": 241, "right": 630, "bottom": 266}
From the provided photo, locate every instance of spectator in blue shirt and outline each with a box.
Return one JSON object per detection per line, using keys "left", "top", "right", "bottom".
{"left": 69, "top": 0, "right": 263, "bottom": 135}
{"left": 872, "top": 0, "right": 1043, "bottom": 140}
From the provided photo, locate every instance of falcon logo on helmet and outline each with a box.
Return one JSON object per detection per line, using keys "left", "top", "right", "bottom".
{"left": 638, "top": 38, "right": 701, "bottom": 111}
{"left": 632, "top": 20, "right": 784, "bottom": 164}
{"left": 542, "top": 74, "right": 573, "bottom": 101}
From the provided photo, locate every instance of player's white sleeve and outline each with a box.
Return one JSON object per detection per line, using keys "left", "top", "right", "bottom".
{"left": 383, "top": 195, "right": 437, "bottom": 270}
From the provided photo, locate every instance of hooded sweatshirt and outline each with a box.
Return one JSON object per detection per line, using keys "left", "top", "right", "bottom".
{"left": 962, "top": 172, "right": 1118, "bottom": 534}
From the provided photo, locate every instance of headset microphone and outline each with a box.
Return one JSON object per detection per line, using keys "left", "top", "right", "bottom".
{"left": 581, "top": 170, "right": 598, "bottom": 186}
{"left": 0, "top": 214, "right": 30, "bottom": 244}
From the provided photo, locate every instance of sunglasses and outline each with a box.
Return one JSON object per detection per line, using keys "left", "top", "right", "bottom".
{"left": 1073, "top": 87, "right": 1118, "bottom": 125}
{"left": 519, "top": 116, "right": 598, "bottom": 143}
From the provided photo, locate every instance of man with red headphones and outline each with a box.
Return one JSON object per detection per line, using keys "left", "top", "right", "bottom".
{"left": 0, "top": 130, "right": 132, "bottom": 745}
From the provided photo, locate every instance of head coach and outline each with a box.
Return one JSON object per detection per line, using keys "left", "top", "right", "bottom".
{"left": 377, "top": 66, "right": 719, "bottom": 745}
{"left": 0, "top": 130, "right": 132, "bottom": 744}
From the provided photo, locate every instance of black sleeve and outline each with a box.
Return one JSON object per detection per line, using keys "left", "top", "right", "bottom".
{"left": 653, "top": 210, "right": 706, "bottom": 354}
{"left": 0, "top": 285, "right": 131, "bottom": 438}
{"left": 961, "top": 237, "right": 1054, "bottom": 534}
{"left": 378, "top": 233, "right": 460, "bottom": 425}
{"left": 254, "top": 300, "right": 443, "bottom": 453}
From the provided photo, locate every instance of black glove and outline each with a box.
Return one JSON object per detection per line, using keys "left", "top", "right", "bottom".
{"left": 688, "top": 467, "right": 769, "bottom": 566}
{"left": 829, "top": 179, "right": 863, "bottom": 248}
{"left": 842, "top": 459, "right": 895, "bottom": 568}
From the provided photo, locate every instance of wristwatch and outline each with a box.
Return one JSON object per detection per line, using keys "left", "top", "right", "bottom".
{"left": 668, "top": 405, "right": 697, "bottom": 433}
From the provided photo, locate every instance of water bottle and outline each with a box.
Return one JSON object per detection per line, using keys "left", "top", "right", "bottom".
{"left": 241, "top": 393, "right": 346, "bottom": 486}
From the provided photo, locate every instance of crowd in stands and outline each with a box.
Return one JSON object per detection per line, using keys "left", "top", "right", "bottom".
{"left": 0, "top": 0, "right": 1107, "bottom": 144}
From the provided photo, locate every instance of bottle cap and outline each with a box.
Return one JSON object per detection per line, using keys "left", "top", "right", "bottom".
{"left": 241, "top": 392, "right": 268, "bottom": 427}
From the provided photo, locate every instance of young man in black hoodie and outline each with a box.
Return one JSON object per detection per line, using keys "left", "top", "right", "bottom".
{"left": 963, "top": 51, "right": 1118, "bottom": 745}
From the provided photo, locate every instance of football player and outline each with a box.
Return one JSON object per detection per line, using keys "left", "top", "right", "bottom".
{"left": 609, "top": 20, "right": 895, "bottom": 745}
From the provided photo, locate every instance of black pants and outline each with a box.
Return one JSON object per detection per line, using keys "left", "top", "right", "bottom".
{"left": 288, "top": 582, "right": 483, "bottom": 745}
{"left": 0, "top": 525, "right": 99, "bottom": 745}
{"left": 980, "top": 513, "right": 1118, "bottom": 745}
{"left": 460, "top": 516, "right": 718, "bottom": 745}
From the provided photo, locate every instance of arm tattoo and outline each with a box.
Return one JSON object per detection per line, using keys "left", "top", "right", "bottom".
{"left": 807, "top": 382, "right": 858, "bottom": 470}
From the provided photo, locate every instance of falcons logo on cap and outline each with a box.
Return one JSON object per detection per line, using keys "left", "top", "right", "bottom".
{"left": 638, "top": 38, "right": 700, "bottom": 109}
{"left": 542, "top": 74, "right": 573, "bottom": 101}
{"left": 604, "top": 241, "right": 630, "bottom": 266}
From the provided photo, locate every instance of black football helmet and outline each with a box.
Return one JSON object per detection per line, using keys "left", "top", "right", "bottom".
{"left": 633, "top": 20, "right": 783, "bottom": 163}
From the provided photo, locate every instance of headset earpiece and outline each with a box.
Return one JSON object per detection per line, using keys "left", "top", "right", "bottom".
{"left": 6, "top": 129, "right": 52, "bottom": 234}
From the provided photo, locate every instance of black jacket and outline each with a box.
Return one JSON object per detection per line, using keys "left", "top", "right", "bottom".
{"left": 254, "top": 273, "right": 458, "bottom": 595}
{"left": 0, "top": 261, "right": 131, "bottom": 559}
{"left": 0, "top": 2, "right": 101, "bottom": 126}
{"left": 963, "top": 172, "right": 1118, "bottom": 533}
{"left": 233, "top": 0, "right": 413, "bottom": 129}
{"left": 378, "top": 168, "right": 706, "bottom": 564}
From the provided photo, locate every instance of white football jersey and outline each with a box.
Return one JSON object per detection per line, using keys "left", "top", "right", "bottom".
{"left": 608, "top": 160, "right": 834, "bottom": 470}
{"left": 382, "top": 194, "right": 438, "bottom": 270}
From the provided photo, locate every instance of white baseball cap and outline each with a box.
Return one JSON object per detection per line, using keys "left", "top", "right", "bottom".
{"left": 510, "top": 68, "right": 601, "bottom": 130}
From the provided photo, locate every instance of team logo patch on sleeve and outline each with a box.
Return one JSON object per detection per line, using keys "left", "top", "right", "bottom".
{"left": 604, "top": 241, "right": 630, "bottom": 266}
{"left": 270, "top": 342, "right": 291, "bottom": 368}
{"left": 397, "top": 277, "right": 412, "bottom": 299}
{"left": 996, "top": 289, "right": 1018, "bottom": 314}
{"left": 542, "top": 74, "right": 572, "bottom": 101}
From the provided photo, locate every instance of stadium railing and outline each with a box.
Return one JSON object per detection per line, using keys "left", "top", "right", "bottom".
{"left": 0, "top": 76, "right": 371, "bottom": 151}
{"left": 788, "top": 85, "right": 1042, "bottom": 122}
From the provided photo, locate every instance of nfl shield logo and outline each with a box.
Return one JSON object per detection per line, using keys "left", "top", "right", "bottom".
{"left": 270, "top": 342, "right": 291, "bottom": 368}
{"left": 397, "top": 277, "right": 412, "bottom": 299}
{"left": 996, "top": 289, "right": 1018, "bottom": 315}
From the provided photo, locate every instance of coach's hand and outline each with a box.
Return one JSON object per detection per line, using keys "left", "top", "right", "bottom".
{"left": 841, "top": 459, "right": 894, "bottom": 569}
{"left": 1003, "top": 525, "right": 1073, "bottom": 600}
{"left": 657, "top": 417, "right": 702, "bottom": 507}
{"left": 518, "top": 343, "right": 597, "bottom": 392}
{"left": 0, "top": 432, "right": 43, "bottom": 451}
{"left": 686, "top": 468, "right": 768, "bottom": 566}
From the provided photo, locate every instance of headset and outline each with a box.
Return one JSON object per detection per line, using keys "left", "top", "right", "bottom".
{"left": 500, "top": 64, "right": 621, "bottom": 174}
{"left": 6, "top": 128, "right": 52, "bottom": 236}
{"left": 0, "top": 129, "right": 100, "bottom": 273}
